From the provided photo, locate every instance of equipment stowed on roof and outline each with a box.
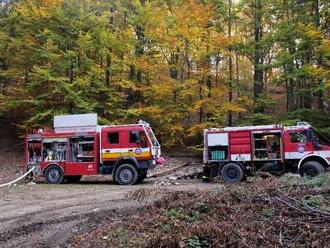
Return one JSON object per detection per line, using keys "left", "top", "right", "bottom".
{"left": 54, "top": 113, "right": 98, "bottom": 133}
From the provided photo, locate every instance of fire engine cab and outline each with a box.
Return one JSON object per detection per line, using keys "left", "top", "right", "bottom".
{"left": 203, "top": 122, "right": 330, "bottom": 183}
{"left": 25, "top": 113, "right": 163, "bottom": 185}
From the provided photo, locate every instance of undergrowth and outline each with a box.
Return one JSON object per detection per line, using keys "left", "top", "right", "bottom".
{"left": 71, "top": 174, "right": 330, "bottom": 248}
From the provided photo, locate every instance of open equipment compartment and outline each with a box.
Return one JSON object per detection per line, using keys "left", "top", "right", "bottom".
{"left": 253, "top": 131, "right": 281, "bottom": 160}
{"left": 69, "top": 136, "right": 95, "bottom": 162}
{"left": 28, "top": 140, "right": 42, "bottom": 164}
{"left": 207, "top": 132, "right": 229, "bottom": 161}
{"left": 43, "top": 138, "right": 67, "bottom": 162}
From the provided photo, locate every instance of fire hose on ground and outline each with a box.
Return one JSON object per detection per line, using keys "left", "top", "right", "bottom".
{"left": 0, "top": 167, "right": 36, "bottom": 187}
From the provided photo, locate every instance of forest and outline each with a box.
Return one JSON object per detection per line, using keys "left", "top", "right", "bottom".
{"left": 0, "top": 0, "right": 329, "bottom": 147}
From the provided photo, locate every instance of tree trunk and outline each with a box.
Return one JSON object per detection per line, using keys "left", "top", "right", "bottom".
{"left": 105, "top": 53, "right": 112, "bottom": 86}
{"left": 253, "top": 0, "right": 264, "bottom": 112}
{"left": 199, "top": 80, "right": 204, "bottom": 124}
{"left": 235, "top": 52, "right": 241, "bottom": 119}
{"left": 285, "top": 77, "right": 295, "bottom": 112}
{"left": 228, "top": 0, "right": 233, "bottom": 126}
{"left": 313, "top": 0, "right": 324, "bottom": 110}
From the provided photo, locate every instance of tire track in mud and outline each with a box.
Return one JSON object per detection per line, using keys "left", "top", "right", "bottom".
{"left": 0, "top": 199, "right": 144, "bottom": 248}
{"left": 0, "top": 198, "right": 129, "bottom": 223}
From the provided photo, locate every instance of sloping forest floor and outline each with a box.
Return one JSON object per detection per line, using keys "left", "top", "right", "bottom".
{"left": 0, "top": 119, "right": 24, "bottom": 183}
{"left": 70, "top": 174, "right": 330, "bottom": 248}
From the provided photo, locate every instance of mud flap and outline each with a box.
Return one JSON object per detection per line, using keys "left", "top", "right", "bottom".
{"left": 202, "top": 164, "right": 217, "bottom": 182}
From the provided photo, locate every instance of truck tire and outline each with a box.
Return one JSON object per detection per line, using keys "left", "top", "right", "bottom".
{"left": 220, "top": 163, "right": 244, "bottom": 183}
{"left": 65, "top": 176, "right": 82, "bottom": 183}
{"left": 300, "top": 161, "right": 325, "bottom": 177}
{"left": 115, "top": 164, "right": 138, "bottom": 185}
{"left": 44, "top": 165, "right": 64, "bottom": 184}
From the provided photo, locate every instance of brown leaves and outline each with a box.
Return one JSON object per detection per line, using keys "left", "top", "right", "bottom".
{"left": 70, "top": 176, "right": 330, "bottom": 247}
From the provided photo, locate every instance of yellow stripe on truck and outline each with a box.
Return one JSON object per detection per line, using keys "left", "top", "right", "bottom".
{"left": 102, "top": 151, "right": 151, "bottom": 159}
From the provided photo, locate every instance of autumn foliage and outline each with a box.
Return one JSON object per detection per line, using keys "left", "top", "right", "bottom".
{"left": 0, "top": 0, "right": 329, "bottom": 146}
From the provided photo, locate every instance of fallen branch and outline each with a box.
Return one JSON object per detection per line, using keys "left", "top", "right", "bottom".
{"left": 285, "top": 194, "right": 330, "bottom": 217}
{"left": 274, "top": 197, "right": 309, "bottom": 214}
{"left": 147, "top": 163, "right": 190, "bottom": 178}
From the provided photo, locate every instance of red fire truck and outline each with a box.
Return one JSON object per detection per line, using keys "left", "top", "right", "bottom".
{"left": 203, "top": 122, "right": 330, "bottom": 183}
{"left": 25, "top": 114, "right": 163, "bottom": 185}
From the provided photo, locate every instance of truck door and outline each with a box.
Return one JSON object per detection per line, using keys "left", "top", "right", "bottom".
{"left": 101, "top": 129, "right": 123, "bottom": 162}
{"left": 127, "top": 129, "right": 151, "bottom": 160}
{"left": 65, "top": 135, "right": 98, "bottom": 175}
{"left": 284, "top": 129, "right": 313, "bottom": 159}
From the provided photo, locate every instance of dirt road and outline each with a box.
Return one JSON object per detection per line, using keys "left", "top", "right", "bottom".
{"left": 0, "top": 179, "right": 218, "bottom": 248}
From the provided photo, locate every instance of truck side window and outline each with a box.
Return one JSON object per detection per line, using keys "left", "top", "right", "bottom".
{"left": 108, "top": 132, "right": 119, "bottom": 144}
{"left": 290, "top": 132, "right": 307, "bottom": 143}
{"left": 130, "top": 131, "right": 140, "bottom": 143}
{"left": 139, "top": 131, "right": 147, "bottom": 148}
{"left": 130, "top": 131, "right": 147, "bottom": 147}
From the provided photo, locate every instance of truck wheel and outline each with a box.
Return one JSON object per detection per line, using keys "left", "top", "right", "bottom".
{"left": 220, "top": 163, "right": 244, "bottom": 183}
{"left": 65, "top": 176, "right": 82, "bottom": 183}
{"left": 115, "top": 164, "right": 138, "bottom": 185}
{"left": 44, "top": 165, "right": 64, "bottom": 184}
{"left": 300, "top": 161, "right": 325, "bottom": 177}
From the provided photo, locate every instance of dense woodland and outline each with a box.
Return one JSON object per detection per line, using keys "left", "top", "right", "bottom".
{"left": 0, "top": 0, "right": 329, "bottom": 147}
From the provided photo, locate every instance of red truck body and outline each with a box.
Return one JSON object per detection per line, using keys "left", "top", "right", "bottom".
{"left": 25, "top": 114, "right": 162, "bottom": 185}
{"left": 203, "top": 122, "right": 330, "bottom": 182}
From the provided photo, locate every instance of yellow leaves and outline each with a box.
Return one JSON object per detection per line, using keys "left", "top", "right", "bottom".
{"left": 320, "top": 39, "right": 330, "bottom": 57}
{"left": 118, "top": 80, "right": 139, "bottom": 91}
{"left": 187, "top": 123, "right": 206, "bottom": 138}
{"left": 135, "top": 56, "right": 154, "bottom": 73}
{"left": 237, "top": 96, "right": 254, "bottom": 107}
{"left": 174, "top": 0, "right": 214, "bottom": 30}
{"left": 304, "top": 25, "right": 322, "bottom": 40}
{"left": 209, "top": 30, "right": 232, "bottom": 52}
{"left": 144, "top": 0, "right": 217, "bottom": 52}
{"left": 297, "top": 23, "right": 322, "bottom": 41}
{"left": 41, "top": 0, "right": 63, "bottom": 7}
{"left": 138, "top": 106, "right": 162, "bottom": 117}
{"left": 150, "top": 80, "right": 177, "bottom": 100}
{"left": 192, "top": 99, "right": 210, "bottom": 112}
{"left": 221, "top": 102, "right": 246, "bottom": 113}
{"left": 15, "top": 0, "right": 62, "bottom": 20}
{"left": 326, "top": 80, "right": 330, "bottom": 89}
{"left": 78, "top": 32, "right": 93, "bottom": 49}
{"left": 306, "top": 66, "right": 327, "bottom": 79}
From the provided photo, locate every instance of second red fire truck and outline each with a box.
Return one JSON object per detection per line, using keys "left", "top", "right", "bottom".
{"left": 203, "top": 122, "right": 330, "bottom": 182}
{"left": 26, "top": 114, "right": 163, "bottom": 185}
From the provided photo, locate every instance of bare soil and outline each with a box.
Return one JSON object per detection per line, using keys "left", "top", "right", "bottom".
{"left": 0, "top": 121, "right": 24, "bottom": 183}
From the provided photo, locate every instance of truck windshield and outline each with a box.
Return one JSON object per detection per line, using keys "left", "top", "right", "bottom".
{"left": 313, "top": 129, "right": 330, "bottom": 145}
{"left": 147, "top": 128, "right": 159, "bottom": 147}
